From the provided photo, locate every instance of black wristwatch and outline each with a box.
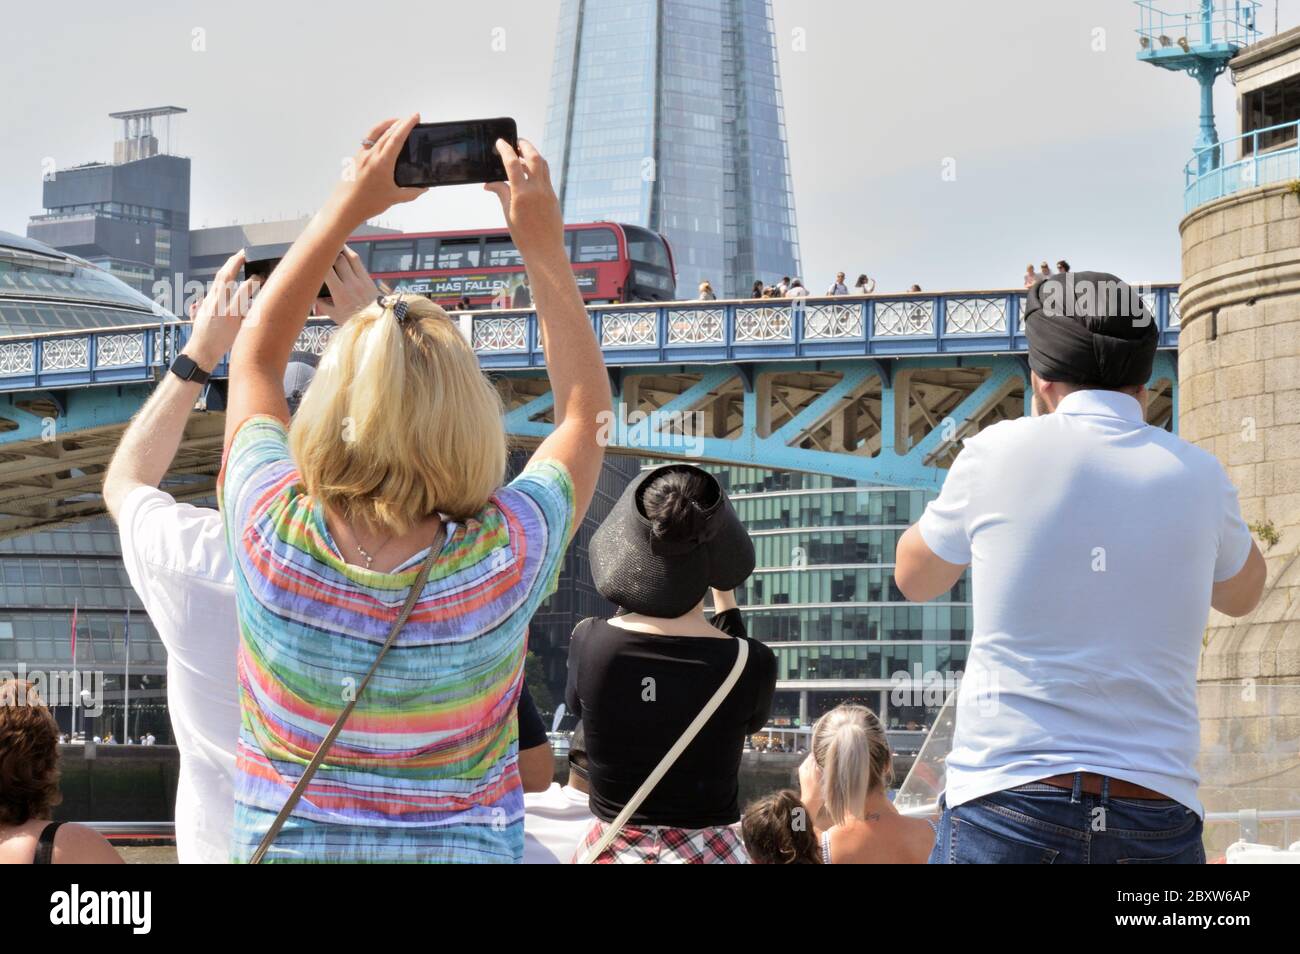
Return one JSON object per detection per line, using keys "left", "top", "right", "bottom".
{"left": 169, "top": 353, "right": 211, "bottom": 384}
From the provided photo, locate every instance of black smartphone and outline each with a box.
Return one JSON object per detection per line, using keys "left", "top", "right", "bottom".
{"left": 244, "top": 244, "right": 330, "bottom": 299}
{"left": 393, "top": 117, "right": 518, "bottom": 188}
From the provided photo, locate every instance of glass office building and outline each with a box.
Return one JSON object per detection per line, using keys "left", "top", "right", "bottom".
{"left": 710, "top": 466, "right": 972, "bottom": 734}
{"left": 0, "top": 519, "right": 169, "bottom": 742}
{"left": 544, "top": 0, "right": 801, "bottom": 298}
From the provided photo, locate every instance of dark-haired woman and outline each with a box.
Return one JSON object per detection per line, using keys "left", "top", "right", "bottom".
{"left": 742, "top": 789, "right": 821, "bottom": 864}
{"left": 565, "top": 464, "right": 777, "bottom": 863}
{"left": 0, "top": 680, "right": 122, "bottom": 864}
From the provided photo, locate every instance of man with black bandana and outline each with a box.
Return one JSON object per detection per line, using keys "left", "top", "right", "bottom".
{"left": 895, "top": 271, "right": 1265, "bottom": 864}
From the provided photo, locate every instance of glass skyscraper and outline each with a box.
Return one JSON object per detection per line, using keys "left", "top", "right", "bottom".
{"left": 544, "top": 0, "right": 801, "bottom": 298}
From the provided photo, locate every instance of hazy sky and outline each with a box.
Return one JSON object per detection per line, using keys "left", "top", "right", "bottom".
{"left": 2, "top": 0, "right": 1297, "bottom": 291}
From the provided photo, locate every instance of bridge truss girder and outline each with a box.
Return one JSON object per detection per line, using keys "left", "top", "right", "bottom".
{"left": 500, "top": 352, "right": 1179, "bottom": 490}
{"left": 0, "top": 351, "right": 1177, "bottom": 537}
{"left": 0, "top": 383, "right": 223, "bottom": 538}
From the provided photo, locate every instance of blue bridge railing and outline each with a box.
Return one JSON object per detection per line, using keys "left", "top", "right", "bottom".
{"left": 1184, "top": 119, "right": 1300, "bottom": 213}
{"left": 468, "top": 287, "right": 1181, "bottom": 370}
{"left": 0, "top": 286, "right": 1181, "bottom": 393}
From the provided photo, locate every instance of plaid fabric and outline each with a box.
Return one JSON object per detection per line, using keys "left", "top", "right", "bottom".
{"left": 572, "top": 819, "right": 750, "bottom": 864}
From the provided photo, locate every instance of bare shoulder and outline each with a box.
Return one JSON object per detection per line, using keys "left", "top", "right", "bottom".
{"left": 904, "top": 814, "right": 937, "bottom": 860}
{"left": 52, "top": 823, "right": 124, "bottom": 864}
{"left": 0, "top": 821, "right": 41, "bottom": 863}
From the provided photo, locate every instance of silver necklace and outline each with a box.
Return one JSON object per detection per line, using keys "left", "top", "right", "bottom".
{"left": 348, "top": 519, "right": 442, "bottom": 570}
{"left": 353, "top": 534, "right": 390, "bottom": 570}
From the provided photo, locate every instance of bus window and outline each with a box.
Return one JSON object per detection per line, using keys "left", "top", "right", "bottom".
{"left": 438, "top": 237, "right": 481, "bottom": 269}
{"left": 484, "top": 235, "right": 523, "bottom": 268}
{"left": 416, "top": 238, "right": 438, "bottom": 270}
{"left": 372, "top": 240, "right": 416, "bottom": 272}
{"left": 346, "top": 241, "right": 372, "bottom": 269}
{"left": 572, "top": 228, "right": 619, "bottom": 263}
{"left": 623, "top": 227, "right": 671, "bottom": 269}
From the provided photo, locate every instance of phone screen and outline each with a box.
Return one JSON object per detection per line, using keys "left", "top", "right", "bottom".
{"left": 393, "top": 118, "right": 518, "bottom": 188}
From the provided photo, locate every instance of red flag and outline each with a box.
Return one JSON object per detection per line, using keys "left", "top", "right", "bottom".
{"left": 70, "top": 601, "right": 78, "bottom": 660}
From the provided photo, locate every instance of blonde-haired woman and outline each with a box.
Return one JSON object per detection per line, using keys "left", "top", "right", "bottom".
{"left": 219, "top": 115, "right": 610, "bottom": 862}
{"left": 798, "top": 704, "right": 935, "bottom": 864}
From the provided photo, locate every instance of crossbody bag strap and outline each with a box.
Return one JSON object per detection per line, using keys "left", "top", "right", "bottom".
{"left": 249, "top": 543, "right": 440, "bottom": 864}
{"left": 579, "top": 637, "right": 750, "bottom": 864}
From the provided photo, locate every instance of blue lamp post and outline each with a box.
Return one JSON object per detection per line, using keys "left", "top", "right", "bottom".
{"left": 1136, "top": 1, "right": 1261, "bottom": 174}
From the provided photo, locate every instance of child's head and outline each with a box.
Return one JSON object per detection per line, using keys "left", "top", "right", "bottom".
{"left": 741, "top": 789, "right": 820, "bottom": 864}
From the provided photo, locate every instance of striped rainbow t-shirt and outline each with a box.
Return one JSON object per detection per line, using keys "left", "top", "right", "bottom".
{"left": 219, "top": 416, "right": 573, "bottom": 863}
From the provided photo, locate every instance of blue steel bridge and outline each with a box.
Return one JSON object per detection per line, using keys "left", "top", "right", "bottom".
{"left": 0, "top": 286, "right": 1181, "bottom": 537}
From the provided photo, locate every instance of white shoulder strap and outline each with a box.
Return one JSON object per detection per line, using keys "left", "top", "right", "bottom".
{"left": 579, "top": 637, "right": 750, "bottom": 864}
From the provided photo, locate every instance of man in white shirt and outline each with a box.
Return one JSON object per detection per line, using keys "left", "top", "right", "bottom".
{"left": 103, "top": 248, "right": 376, "bottom": 862}
{"left": 826, "top": 272, "right": 848, "bottom": 296}
{"left": 895, "top": 272, "right": 1265, "bottom": 864}
{"left": 523, "top": 724, "right": 594, "bottom": 864}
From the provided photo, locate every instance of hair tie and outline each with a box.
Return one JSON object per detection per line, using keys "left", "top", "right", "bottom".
{"left": 377, "top": 293, "right": 412, "bottom": 324}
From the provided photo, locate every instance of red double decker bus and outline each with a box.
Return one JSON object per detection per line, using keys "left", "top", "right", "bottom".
{"left": 345, "top": 221, "right": 676, "bottom": 307}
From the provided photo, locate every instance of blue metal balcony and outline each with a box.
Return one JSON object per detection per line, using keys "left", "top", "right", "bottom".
{"left": 1184, "top": 119, "right": 1300, "bottom": 212}
{"left": 1135, "top": 0, "right": 1259, "bottom": 66}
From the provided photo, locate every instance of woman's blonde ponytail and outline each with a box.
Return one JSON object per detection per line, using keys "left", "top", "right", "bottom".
{"left": 811, "top": 704, "right": 892, "bottom": 827}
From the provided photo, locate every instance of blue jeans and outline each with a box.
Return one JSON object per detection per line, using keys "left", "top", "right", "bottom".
{"left": 928, "top": 775, "right": 1205, "bottom": 864}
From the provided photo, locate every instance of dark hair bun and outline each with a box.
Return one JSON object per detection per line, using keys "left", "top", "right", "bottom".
{"left": 641, "top": 469, "right": 715, "bottom": 544}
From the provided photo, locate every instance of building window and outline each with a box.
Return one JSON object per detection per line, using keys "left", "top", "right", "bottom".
{"left": 1242, "top": 76, "right": 1300, "bottom": 153}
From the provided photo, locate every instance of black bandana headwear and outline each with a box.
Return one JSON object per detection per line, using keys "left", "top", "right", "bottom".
{"left": 1024, "top": 272, "right": 1158, "bottom": 388}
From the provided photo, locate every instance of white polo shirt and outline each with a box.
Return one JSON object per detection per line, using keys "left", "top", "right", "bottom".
{"left": 917, "top": 389, "right": 1253, "bottom": 816}
{"left": 118, "top": 487, "right": 239, "bottom": 864}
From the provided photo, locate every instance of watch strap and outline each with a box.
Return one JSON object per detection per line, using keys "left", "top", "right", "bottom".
{"left": 169, "top": 354, "right": 211, "bottom": 384}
